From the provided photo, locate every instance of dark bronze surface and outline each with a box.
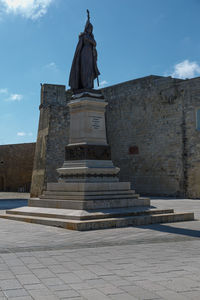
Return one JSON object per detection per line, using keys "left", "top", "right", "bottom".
{"left": 69, "top": 10, "right": 100, "bottom": 91}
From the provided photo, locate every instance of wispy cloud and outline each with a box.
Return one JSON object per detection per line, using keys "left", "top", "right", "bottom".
{"left": 17, "top": 132, "right": 32, "bottom": 137}
{"left": 45, "top": 62, "right": 57, "bottom": 69}
{"left": 95, "top": 80, "right": 108, "bottom": 89}
{"left": 0, "top": 88, "right": 8, "bottom": 94}
{"left": 43, "top": 61, "right": 59, "bottom": 73}
{"left": 0, "top": 88, "right": 24, "bottom": 102}
{"left": 100, "top": 80, "right": 108, "bottom": 87}
{"left": 17, "top": 132, "right": 26, "bottom": 136}
{"left": 0, "top": 0, "right": 54, "bottom": 20}
{"left": 171, "top": 60, "right": 200, "bottom": 79}
{"left": 6, "top": 93, "right": 23, "bottom": 102}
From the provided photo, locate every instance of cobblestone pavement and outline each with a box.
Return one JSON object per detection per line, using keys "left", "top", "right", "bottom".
{"left": 0, "top": 194, "right": 199, "bottom": 299}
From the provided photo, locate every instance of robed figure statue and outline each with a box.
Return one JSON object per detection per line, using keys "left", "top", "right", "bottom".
{"left": 69, "top": 10, "right": 100, "bottom": 91}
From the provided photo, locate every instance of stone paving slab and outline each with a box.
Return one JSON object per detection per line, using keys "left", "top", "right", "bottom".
{"left": 0, "top": 194, "right": 199, "bottom": 299}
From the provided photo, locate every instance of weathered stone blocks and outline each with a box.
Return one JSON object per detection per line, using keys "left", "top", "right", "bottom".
{"left": 30, "top": 75, "right": 200, "bottom": 198}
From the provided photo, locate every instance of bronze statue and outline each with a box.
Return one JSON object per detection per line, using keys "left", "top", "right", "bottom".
{"left": 69, "top": 10, "right": 100, "bottom": 91}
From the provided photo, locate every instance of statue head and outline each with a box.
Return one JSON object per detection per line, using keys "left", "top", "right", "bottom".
{"left": 84, "top": 9, "right": 93, "bottom": 34}
{"left": 85, "top": 22, "right": 93, "bottom": 34}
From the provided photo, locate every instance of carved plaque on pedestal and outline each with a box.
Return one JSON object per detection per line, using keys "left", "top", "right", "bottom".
{"left": 89, "top": 116, "right": 103, "bottom": 130}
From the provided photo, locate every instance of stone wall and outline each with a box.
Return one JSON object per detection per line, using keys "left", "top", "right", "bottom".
{"left": 30, "top": 84, "right": 70, "bottom": 197}
{"left": 0, "top": 143, "right": 35, "bottom": 192}
{"left": 180, "top": 77, "right": 200, "bottom": 198}
{"left": 30, "top": 75, "right": 200, "bottom": 198}
{"left": 103, "top": 76, "right": 185, "bottom": 196}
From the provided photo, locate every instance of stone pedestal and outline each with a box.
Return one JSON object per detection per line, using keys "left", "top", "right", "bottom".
{"left": 57, "top": 96, "right": 119, "bottom": 183}
{"left": 67, "top": 96, "right": 108, "bottom": 145}
{"left": 57, "top": 95, "right": 120, "bottom": 186}
{"left": 0, "top": 92, "right": 194, "bottom": 230}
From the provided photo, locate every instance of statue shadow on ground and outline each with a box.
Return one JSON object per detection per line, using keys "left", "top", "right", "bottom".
{"left": 137, "top": 223, "right": 200, "bottom": 238}
{"left": 0, "top": 199, "right": 28, "bottom": 210}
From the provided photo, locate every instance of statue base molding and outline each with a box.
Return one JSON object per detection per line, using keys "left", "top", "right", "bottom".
{"left": 72, "top": 89, "right": 104, "bottom": 99}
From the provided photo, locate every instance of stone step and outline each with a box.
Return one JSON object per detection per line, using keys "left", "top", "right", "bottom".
{"left": 5, "top": 206, "right": 175, "bottom": 221}
{"left": 40, "top": 193, "right": 140, "bottom": 201}
{"left": 0, "top": 212, "right": 194, "bottom": 231}
{"left": 43, "top": 190, "right": 136, "bottom": 196}
{"left": 29, "top": 197, "right": 150, "bottom": 210}
{"left": 47, "top": 182, "right": 131, "bottom": 192}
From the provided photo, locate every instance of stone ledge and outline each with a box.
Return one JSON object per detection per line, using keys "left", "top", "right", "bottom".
{"left": 5, "top": 206, "right": 174, "bottom": 220}
{"left": 28, "top": 197, "right": 149, "bottom": 210}
{"left": 47, "top": 182, "right": 131, "bottom": 192}
{"left": 0, "top": 211, "right": 194, "bottom": 231}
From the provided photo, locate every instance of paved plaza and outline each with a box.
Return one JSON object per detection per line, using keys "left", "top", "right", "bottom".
{"left": 0, "top": 193, "right": 199, "bottom": 299}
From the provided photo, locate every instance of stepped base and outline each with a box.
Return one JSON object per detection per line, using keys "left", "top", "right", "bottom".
{"left": 0, "top": 180, "right": 195, "bottom": 230}
{"left": 28, "top": 197, "right": 148, "bottom": 210}
{"left": 5, "top": 206, "right": 175, "bottom": 220}
{"left": 0, "top": 206, "right": 194, "bottom": 231}
{"left": 29, "top": 182, "right": 149, "bottom": 210}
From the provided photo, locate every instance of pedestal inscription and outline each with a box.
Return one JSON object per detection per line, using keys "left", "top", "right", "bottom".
{"left": 90, "top": 116, "right": 103, "bottom": 130}
{"left": 68, "top": 97, "right": 108, "bottom": 145}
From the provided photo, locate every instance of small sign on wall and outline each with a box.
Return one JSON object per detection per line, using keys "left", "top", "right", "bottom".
{"left": 129, "top": 146, "right": 139, "bottom": 155}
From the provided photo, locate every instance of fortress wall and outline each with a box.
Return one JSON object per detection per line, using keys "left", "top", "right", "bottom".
{"left": 0, "top": 143, "right": 35, "bottom": 192}
{"left": 103, "top": 75, "right": 185, "bottom": 196}
{"left": 30, "top": 84, "right": 70, "bottom": 197}
{"left": 181, "top": 77, "right": 200, "bottom": 198}
{"left": 30, "top": 75, "right": 200, "bottom": 198}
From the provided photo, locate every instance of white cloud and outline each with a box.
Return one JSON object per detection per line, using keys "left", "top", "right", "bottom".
{"left": 0, "top": 89, "right": 24, "bottom": 102}
{"left": 0, "top": 88, "right": 8, "bottom": 94}
{"left": 45, "top": 62, "right": 56, "bottom": 68}
{"left": 17, "top": 132, "right": 26, "bottom": 136}
{"left": 44, "top": 62, "right": 58, "bottom": 71}
{"left": 171, "top": 60, "right": 200, "bottom": 79}
{"left": 95, "top": 80, "right": 108, "bottom": 89}
{"left": 0, "top": 0, "right": 54, "bottom": 20}
{"left": 17, "top": 131, "right": 33, "bottom": 137}
{"left": 6, "top": 93, "right": 23, "bottom": 101}
{"left": 99, "top": 80, "right": 108, "bottom": 87}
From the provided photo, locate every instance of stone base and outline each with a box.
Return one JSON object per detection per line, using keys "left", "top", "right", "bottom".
{"left": 0, "top": 181, "right": 195, "bottom": 231}
{"left": 57, "top": 160, "right": 120, "bottom": 183}
{"left": 30, "top": 182, "right": 147, "bottom": 210}
{"left": 0, "top": 206, "right": 194, "bottom": 231}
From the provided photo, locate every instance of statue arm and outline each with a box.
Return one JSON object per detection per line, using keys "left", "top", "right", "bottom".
{"left": 84, "top": 35, "right": 96, "bottom": 47}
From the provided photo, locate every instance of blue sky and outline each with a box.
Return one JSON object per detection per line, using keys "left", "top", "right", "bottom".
{"left": 0, "top": 0, "right": 200, "bottom": 145}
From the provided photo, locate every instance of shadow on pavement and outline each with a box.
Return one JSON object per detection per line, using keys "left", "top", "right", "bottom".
{"left": 0, "top": 199, "right": 28, "bottom": 210}
{"left": 138, "top": 223, "right": 200, "bottom": 238}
